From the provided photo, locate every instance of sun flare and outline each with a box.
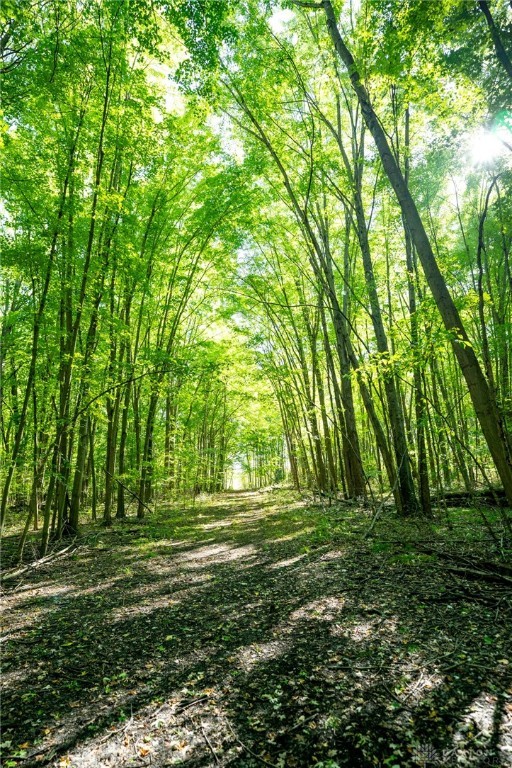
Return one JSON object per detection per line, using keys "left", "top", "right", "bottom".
{"left": 469, "top": 127, "right": 508, "bottom": 166}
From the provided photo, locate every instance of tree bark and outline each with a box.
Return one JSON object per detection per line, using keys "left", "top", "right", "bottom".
{"left": 478, "top": 0, "right": 512, "bottom": 81}
{"left": 321, "top": 0, "right": 512, "bottom": 505}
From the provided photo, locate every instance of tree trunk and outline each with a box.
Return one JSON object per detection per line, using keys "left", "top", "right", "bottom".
{"left": 478, "top": 0, "right": 512, "bottom": 81}
{"left": 321, "top": 0, "right": 512, "bottom": 505}
{"left": 403, "top": 108, "right": 431, "bottom": 516}
{"left": 350, "top": 125, "right": 418, "bottom": 515}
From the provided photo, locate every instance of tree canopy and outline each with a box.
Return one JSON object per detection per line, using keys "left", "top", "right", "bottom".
{"left": 1, "top": 0, "right": 512, "bottom": 553}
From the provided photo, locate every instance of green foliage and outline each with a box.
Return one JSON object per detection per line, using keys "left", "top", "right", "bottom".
{"left": 1, "top": 0, "right": 512, "bottom": 547}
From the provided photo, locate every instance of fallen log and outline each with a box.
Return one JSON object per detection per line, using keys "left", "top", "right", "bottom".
{"left": 1, "top": 541, "right": 78, "bottom": 583}
{"left": 440, "top": 564, "right": 512, "bottom": 586}
{"left": 431, "top": 488, "right": 508, "bottom": 508}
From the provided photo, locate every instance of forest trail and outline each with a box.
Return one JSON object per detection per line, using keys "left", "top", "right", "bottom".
{"left": 2, "top": 490, "right": 511, "bottom": 768}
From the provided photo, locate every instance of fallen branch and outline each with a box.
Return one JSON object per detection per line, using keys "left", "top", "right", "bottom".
{"left": 440, "top": 564, "right": 512, "bottom": 586}
{"left": 289, "top": 713, "right": 318, "bottom": 731}
{"left": 174, "top": 696, "right": 209, "bottom": 714}
{"left": 225, "top": 720, "right": 278, "bottom": 767}
{"left": 104, "top": 469, "right": 153, "bottom": 517}
{"left": 194, "top": 718, "right": 219, "bottom": 765}
{"left": 1, "top": 542, "right": 78, "bottom": 582}
{"left": 413, "top": 544, "right": 512, "bottom": 584}
{"left": 98, "top": 712, "right": 134, "bottom": 745}
{"left": 381, "top": 684, "right": 413, "bottom": 712}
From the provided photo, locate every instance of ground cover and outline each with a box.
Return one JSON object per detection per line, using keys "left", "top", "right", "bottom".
{"left": 1, "top": 490, "right": 511, "bottom": 767}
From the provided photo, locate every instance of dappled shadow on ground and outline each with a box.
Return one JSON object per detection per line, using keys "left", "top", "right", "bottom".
{"left": 1, "top": 490, "right": 511, "bottom": 767}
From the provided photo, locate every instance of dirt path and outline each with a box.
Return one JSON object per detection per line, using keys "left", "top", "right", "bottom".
{"left": 1, "top": 490, "right": 511, "bottom": 767}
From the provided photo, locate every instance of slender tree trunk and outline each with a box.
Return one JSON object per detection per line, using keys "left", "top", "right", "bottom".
{"left": 315, "top": 216, "right": 366, "bottom": 496}
{"left": 321, "top": 0, "right": 512, "bottom": 504}
{"left": 346, "top": 340, "right": 400, "bottom": 510}
{"left": 1, "top": 169, "right": 71, "bottom": 529}
{"left": 350, "top": 126, "right": 418, "bottom": 514}
{"left": 403, "top": 108, "right": 431, "bottom": 515}
{"left": 138, "top": 391, "right": 158, "bottom": 517}
{"left": 116, "top": 365, "right": 132, "bottom": 518}
{"left": 88, "top": 417, "right": 97, "bottom": 521}
{"left": 478, "top": 0, "right": 512, "bottom": 81}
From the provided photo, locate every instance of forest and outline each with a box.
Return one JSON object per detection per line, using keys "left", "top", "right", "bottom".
{"left": 1, "top": 0, "right": 512, "bottom": 766}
